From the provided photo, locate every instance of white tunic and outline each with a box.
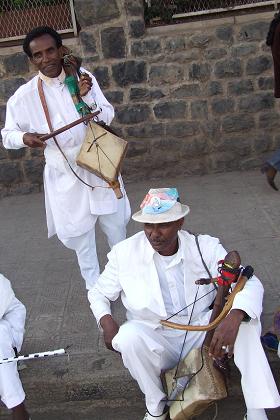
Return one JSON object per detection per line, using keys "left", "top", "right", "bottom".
{"left": 1, "top": 68, "right": 125, "bottom": 239}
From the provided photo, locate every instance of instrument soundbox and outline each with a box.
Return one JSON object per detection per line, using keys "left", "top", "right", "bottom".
{"left": 76, "top": 121, "right": 128, "bottom": 199}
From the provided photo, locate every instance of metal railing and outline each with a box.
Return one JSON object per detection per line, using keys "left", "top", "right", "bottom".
{"left": 0, "top": 0, "right": 77, "bottom": 43}
{"left": 144, "top": 0, "right": 280, "bottom": 25}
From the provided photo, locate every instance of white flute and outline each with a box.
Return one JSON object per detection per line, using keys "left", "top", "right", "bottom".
{"left": 0, "top": 348, "right": 66, "bottom": 365}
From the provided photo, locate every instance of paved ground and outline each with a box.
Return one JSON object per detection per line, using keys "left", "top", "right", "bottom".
{"left": 0, "top": 169, "right": 280, "bottom": 419}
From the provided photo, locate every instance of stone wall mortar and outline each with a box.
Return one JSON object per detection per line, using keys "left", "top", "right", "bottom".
{"left": 0, "top": 0, "right": 278, "bottom": 196}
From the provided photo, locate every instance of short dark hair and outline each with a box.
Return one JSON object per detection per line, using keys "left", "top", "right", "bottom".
{"left": 23, "top": 26, "right": 62, "bottom": 57}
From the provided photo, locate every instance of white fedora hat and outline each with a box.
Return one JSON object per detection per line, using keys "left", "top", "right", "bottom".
{"left": 132, "top": 188, "right": 190, "bottom": 224}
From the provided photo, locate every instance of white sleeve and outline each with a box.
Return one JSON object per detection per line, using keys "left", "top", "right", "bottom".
{"left": 1, "top": 96, "right": 27, "bottom": 150}
{"left": 3, "top": 296, "right": 26, "bottom": 351}
{"left": 88, "top": 247, "right": 122, "bottom": 325}
{"left": 80, "top": 68, "right": 114, "bottom": 125}
{"left": 199, "top": 235, "right": 264, "bottom": 320}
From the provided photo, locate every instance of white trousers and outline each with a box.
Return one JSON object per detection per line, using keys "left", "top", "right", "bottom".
{"left": 112, "top": 319, "right": 280, "bottom": 416}
{"left": 61, "top": 196, "right": 130, "bottom": 289}
{"left": 0, "top": 320, "right": 25, "bottom": 409}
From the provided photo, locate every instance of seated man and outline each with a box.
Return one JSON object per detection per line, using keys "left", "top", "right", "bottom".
{"left": 0, "top": 273, "right": 29, "bottom": 420}
{"left": 88, "top": 188, "right": 280, "bottom": 420}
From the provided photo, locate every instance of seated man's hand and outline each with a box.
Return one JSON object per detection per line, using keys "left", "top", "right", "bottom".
{"left": 209, "top": 309, "right": 246, "bottom": 359}
{"left": 23, "top": 132, "right": 45, "bottom": 148}
{"left": 100, "top": 314, "right": 119, "bottom": 352}
{"left": 78, "top": 73, "right": 93, "bottom": 97}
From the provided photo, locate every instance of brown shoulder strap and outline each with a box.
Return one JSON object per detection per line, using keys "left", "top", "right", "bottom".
{"left": 195, "top": 234, "right": 217, "bottom": 290}
{"left": 37, "top": 78, "right": 96, "bottom": 189}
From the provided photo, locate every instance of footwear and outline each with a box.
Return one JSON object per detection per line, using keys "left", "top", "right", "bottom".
{"left": 143, "top": 412, "right": 168, "bottom": 420}
{"left": 261, "top": 163, "right": 278, "bottom": 191}
{"left": 261, "top": 332, "right": 279, "bottom": 352}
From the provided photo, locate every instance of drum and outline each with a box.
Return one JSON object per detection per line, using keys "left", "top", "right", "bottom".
{"left": 164, "top": 346, "right": 227, "bottom": 420}
{"left": 76, "top": 121, "right": 128, "bottom": 198}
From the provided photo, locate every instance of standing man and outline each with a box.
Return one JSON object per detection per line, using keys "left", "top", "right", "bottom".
{"left": 0, "top": 273, "right": 29, "bottom": 420}
{"left": 89, "top": 188, "right": 280, "bottom": 420}
{"left": 1, "top": 26, "right": 131, "bottom": 290}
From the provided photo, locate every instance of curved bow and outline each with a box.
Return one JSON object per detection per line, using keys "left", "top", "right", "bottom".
{"left": 160, "top": 265, "right": 254, "bottom": 331}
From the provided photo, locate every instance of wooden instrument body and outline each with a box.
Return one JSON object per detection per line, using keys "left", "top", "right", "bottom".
{"left": 76, "top": 121, "right": 128, "bottom": 198}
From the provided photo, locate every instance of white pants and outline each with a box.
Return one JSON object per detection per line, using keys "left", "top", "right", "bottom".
{"left": 61, "top": 196, "right": 130, "bottom": 289}
{"left": 0, "top": 320, "right": 25, "bottom": 409}
{"left": 112, "top": 319, "right": 280, "bottom": 416}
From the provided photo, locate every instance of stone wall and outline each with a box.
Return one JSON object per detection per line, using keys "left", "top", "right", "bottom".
{"left": 0, "top": 0, "right": 279, "bottom": 196}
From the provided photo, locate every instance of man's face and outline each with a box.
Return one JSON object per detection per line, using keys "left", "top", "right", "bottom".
{"left": 144, "top": 218, "right": 184, "bottom": 256}
{"left": 29, "top": 34, "right": 63, "bottom": 78}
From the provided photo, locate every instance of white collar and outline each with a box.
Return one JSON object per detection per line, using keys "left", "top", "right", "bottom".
{"left": 38, "top": 68, "right": 66, "bottom": 86}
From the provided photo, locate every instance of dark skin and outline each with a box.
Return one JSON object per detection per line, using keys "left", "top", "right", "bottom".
{"left": 23, "top": 34, "right": 92, "bottom": 149}
{"left": 100, "top": 218, "right": 248, "bottom": 357}
{"left": 12, "top": 401, "right": 29, "bottom": 420}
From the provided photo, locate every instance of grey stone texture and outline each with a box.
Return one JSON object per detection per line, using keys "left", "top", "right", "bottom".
{"left": 0, "top": 4, "right": 279, "bottom": 195}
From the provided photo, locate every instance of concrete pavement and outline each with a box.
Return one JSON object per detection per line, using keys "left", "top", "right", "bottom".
{"left": 0, "top": 169, "right": 280, "bottom": 419}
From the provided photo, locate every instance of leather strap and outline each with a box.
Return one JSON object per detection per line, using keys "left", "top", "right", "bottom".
{"left": 37, "top": 77, "right": 98, "bottom": 190}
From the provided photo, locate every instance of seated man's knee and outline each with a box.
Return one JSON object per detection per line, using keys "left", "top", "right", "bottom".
{"left": 113, "top": 322, "right": 143, "bottom": 353}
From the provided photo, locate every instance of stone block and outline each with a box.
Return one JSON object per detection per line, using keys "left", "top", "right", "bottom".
{"left": 222, "top": 114, "right": 255, "bottom": 133}
{"left": 189, "top": 34, "right": 210, "bottom": 48}
{"left": 208, "top": 81, "right": 223, "bottom": 96}
{"left": 239, "top": 21, "right": 269, "bottom": 42}
{"left": 191, "top": 100, "right": 208, "bottom": 119}
{"left": 254, "top": 134, "right": 272, "bottom": 153}
{"left": 216, "top": 26, "right": 233, "bottom": 43}
{"left": 80, "top": 31, "right": 97, "bottom": 54}
{"left": 130, "top": 20, "right": 145, "bottom": 38}
{"left": 125, "top": 0, "right": 143, "bottom": 16}
{"left": 126, "top": 140, "right": 148, "bottom": 158}
{"left": 201, "top": 119, "right": 220, "bottom": 139}
{"left": 0, "top": 78, "right": 26, "bottom": 102}
{"left": 3, "top": 53, "right": 29, "bottom": 75}
{"left": 212, "top": 98, "right": 234, "bottom": 114}
{"left": 232, "top": 44, "right": 257, "bottom": 57}
{"left": 112, "top": 61, "right": 146, "bottom": 87}
{"left": 0, "top": 145, "right": 7, "bottom": 160}
{"left": 181, "top": 136, "right": 208, "bottom": 158}
{"left": 166, "top": 122, "right": 199, "bottom": 138}
{"left": 173, "top": 84, "right": 201, "bottom": 98}
{"left": 130, "top": 88, "right": 164, "bottom": 101}
{"left": 131, "top": 39, "right": 161, "bottom": 57}
{"left": 149, "top": 65, "right": 183, "bottom": 85}
{"left": 23, "top": 159, "right": 44, "bottom": 184}
{"left": 153, "top": 101, "right": 186, "bottom": 120}
{"left": 259, "top": 112, "right": 280, "bottom": 129}
{"left": 205, "top": 48, "right": 227, "bottom": 60}
{"left": 239, "top": 93, "right": 274, "bottom": 113}
{"left": 214, "top": 59, "right": 242, "bottom": 79}
{"left": 165, "top": 37, "right": 186, "bottom": 53}
{"left": 104, "top": 91, "right": 124, "bottom": 105}
{"left": 126, "top": 123, "right": 164, "bottom": 138}
{"left": 0, "top": 105, "right": 6, "bottom": 125}
{"left": 7, "top": 149, "right": 26, "bottom": 159}
{"left": 101, "top": 27, "right": 126, "bottom": 59}
{"left": 0, "top": 161, "right": 22, "bottom": 184}
{"left": 215, "top": 135, "right": 251, "bottom": 156}
{"left": 93, "top": 66, "right": 110, "bottom": 89}
{"left": 246, "top": 56, "right": 272, "bottom": 75}
{"left": 189, "top": 63, "right": 211, "bottom": 81}
{"left": 258, "top": 77, "right": 274, "bottom": 91}
{"left": 74, "top": 0, "right": 120, "bottom": 26}
{"left": 228, "top": 80, "right": 254, "bottom": 96}
{"left": 116, "top": 105, "right": 150, "bottom": 124}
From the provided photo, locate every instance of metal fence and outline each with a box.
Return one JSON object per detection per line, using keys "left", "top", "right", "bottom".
{"left": 144, "top": 0, "right": 280, "bottom": 25}
{"left": 0, "top": 0, "right": 77, "bottom": 43}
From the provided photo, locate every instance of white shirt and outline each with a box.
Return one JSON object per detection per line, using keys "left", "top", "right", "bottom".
{"left": 154, "top": 248, "right": 187, "bottom": 317}
{"left": 1, "top": 68, "right": 130, "bottom": 239}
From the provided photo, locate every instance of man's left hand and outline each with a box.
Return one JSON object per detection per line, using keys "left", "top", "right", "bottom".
{"left": 78, "top": 73, "right": 93, "bottom": 97}
{"left": 209, "top": 309, "right": 246, "bottom": 359}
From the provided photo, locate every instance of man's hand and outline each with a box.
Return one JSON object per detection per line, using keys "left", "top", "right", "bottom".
{"left": 78, "top": 73, "right": 93, "bottom": 97}
{"left": 23, "top": 133, "right": 46, "bottom": 148}
{"left": 100, "top": 314, "right": 119, "bottom": 352}
{"left": 209, "top": 309, "right": 246, "bottom": 359}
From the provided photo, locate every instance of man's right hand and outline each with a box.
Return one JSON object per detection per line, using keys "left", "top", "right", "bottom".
{"left": 23, "top": 132, "right": 46, "bottom": 148}
{"left": 100, "top": 314, "right": 119, "bottom": 352}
